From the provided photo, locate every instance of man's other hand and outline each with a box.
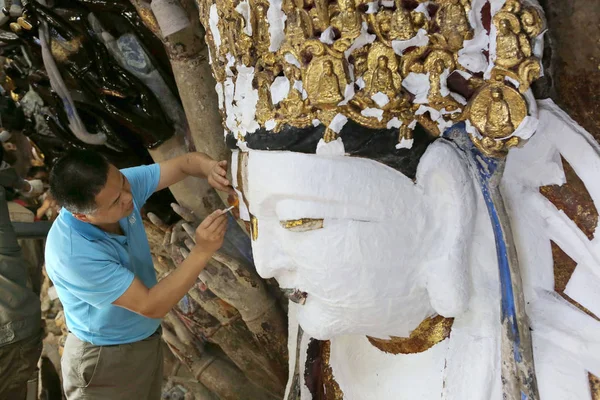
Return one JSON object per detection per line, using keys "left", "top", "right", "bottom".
{"left": 194, "top": 209, "right": 227, "bottom": 254}
{"left": 208, "top": 160, "right": 235, "bottom": 195}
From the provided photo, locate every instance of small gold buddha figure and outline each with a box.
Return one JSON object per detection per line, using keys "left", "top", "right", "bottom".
{"left": 495, "top": 18, "right": 525, "bottom": 69}
{"left": 390, "top": 0, "right": 416, "bottom": 41}
{"left": 316, "top": 60, "right": 344, "bottom": 105}
{"left": 333, "top": 0, "right": 362, "bottom": 40}
{"left": 368, "top": 56, "right": 397, "bottom": 99}
{"left": 428, "top": 58, "right": 446, "bottom": 101}
{"left": 253, "top": 3, "right": 270, "bottom": 54}
{"left": 281, "top": 88, "right": 307, "bottom": 118}
{"left": 313, "top": 0, "right": 331, "bottom": 30}
{"left": 256, "top": 76, "right": 275, "bottom": 124}
{"left": 435, "top": 0, "right": 472, "bottom": 51}
{"left": 284, "top": 0, "right": 314, "bottom": 45}
{"left": 484, "top": 87, "right": 514, "bottom": 138}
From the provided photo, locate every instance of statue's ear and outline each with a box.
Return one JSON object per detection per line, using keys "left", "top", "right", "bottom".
{"left": 417, "top": 139, "right": 475, "bottom": 317}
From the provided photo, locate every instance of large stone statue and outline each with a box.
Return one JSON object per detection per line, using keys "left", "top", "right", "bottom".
{"left": 195, "top": 0, "right": 600, "bottom": 398}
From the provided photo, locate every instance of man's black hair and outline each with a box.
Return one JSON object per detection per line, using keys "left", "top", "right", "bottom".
{"left": 49, "top": 149, "right": 110, "bottom": 214}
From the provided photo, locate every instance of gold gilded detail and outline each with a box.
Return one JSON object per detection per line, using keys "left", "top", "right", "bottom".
{"left": 466, "top": 81, "right": 526, "bottom": 155}
{"left": 280, "top": 218, "right": 324, "bottom": 232}
{"left": 250, "top": 214, "right": 259, "bottom": 241}
{"left": 322, "top": 341, "right": 345, "bottom": 399}
{"left": 590, "top": 373, "right": 600, "bottom": 400}
{"left": 198, "top": 0, "right": 543, "bottom": 151}
{"left": 367, "top": 315, "right": 454, "bottom": 354}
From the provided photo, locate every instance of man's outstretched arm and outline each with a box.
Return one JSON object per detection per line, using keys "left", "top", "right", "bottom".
{"left": 112, "top": 209, "right": 228, "bottom": 319}
{"left": 156, "top": 152, "right": 234, "bottom": 194}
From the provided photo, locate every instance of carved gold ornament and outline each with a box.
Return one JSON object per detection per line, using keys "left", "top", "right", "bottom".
{"left": 198, "top": 0, "right": 544, "bottom": 152}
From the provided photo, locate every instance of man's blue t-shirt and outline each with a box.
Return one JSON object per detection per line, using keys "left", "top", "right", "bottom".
{"left": 45, "top": 164, "right": 161, "bottom": 345}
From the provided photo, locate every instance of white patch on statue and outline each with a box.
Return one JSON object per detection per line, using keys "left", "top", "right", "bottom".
{"left": 450, "top": 92, "right": 467, "bottom": 105}
{"left": 316, "top": 137, "right": 346, "bottom": 156}
{"left": 503, "top": 99, "right": 600, "bottom": 400}
{"left": 356, "top": 77, "right": 366, "bottom": 90}
{"left": 209, "top": 5, "right": 221, "bottom": 52}
{"left": 387, "top": 117, "right": 401, "bottom": 129}
{"left": 392, "top": 29, "right": 429, "bottom": 56}
{"left": 329, "top": 114, "right": 348, "bottom": 133}
{"left": 371, "top": 92, "right": 390, "bottom": 108}
{"left": 345, "top": 22, "right": 377, "bottom": 59}
{"left": 414, "top": 2, "right": 433, "bottom": 19}
{"left": 458, "top": 0, "right": 489, "bottom": 72}
{"left": 361, "top": 108, "right": 384, "bottom": 121}
{"left": 284, "top": 52, "right": 301, "bottom": 68}
{"left": 312, "top": 119, "right": 321, "bottom": 127}
{"left": 235, "top": 1, "right": 253, "bottom": 36}
{"left": 267, "top": 0, "right": 286, "bottom": 52}
{"left": 270, "top": 76, "right": 290, "bottom": 105}
{"left": 265, "top": 119, "right": 277, "bottom": 130}
{"left": 381, "top": 0, "right": 394, "bottom": 7}
{"left": 224, "top": 66, "right": 260, "bottom": 136}
{"left": 396, "top": 138, "right": 414, "bottom": 149}
{"left": 215, "top": 82, "right": 225, "bottom": 109}
{"left": 320, "top": 27, "right": 336, "bottom": 44}
{"left": 366, "top": 1, "right": 379, "bottom": 14}
{"left": 338, "top": 84, "right": 356, "bottom": 106}
{"left": 403, "top": 72, "right": 430, "bottom": 104}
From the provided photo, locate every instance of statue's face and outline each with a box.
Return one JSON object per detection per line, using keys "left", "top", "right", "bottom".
{"left": 378, "top": 56, "right": 388, "bottom": 68}
{"left": 491, "top": 88, "right": 502, "bottom": 100}
{"left": 324, "top": 61, "right": 334, "bottom": 74}
{"left": 499, "top": 20, "right": 510, "bottom": 34}
{"left": 239, "top": 141, "right": 474, "bottom": 339}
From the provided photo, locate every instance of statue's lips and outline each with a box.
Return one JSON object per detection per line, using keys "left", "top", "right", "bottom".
{"left": 282, "top": 288, "right": 307, "bottom": 305}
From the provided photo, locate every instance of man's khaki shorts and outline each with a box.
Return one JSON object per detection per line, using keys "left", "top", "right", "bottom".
{"left": 61, "top": 330, "right": 163, "bottom": 400}
{"left": 0, "top": 330, "right": 43, "bottom": 400}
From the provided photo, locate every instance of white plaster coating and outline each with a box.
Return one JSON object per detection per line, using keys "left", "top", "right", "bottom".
{"left": 502, "top": 99, "right": 600, "bottom": 400}
{"left": 344, "top": 22, "right": 376, "bottom": 59}
{"left": 215, "top": 82, "right": 224, "bottom": 109}
{"left": 316, "top": 138, "right": 345, "bottom": 156}
{"left": 235, "top": 1, "right": 253, "bottom": 36}
{"left": 283, "top": 301, "right": 300, "bottom": 399}
{"left": 392, "top": 28, "right": 429, "bottom": 56}
{"left": 320, "top": 27, "right": 335, "bottom": 44}
{"left": 267, "top": 0, "right": 286, "bottom": 52}
{"left": 328, "top": 114, "right": 348, "bottom": 134}
{"left": 366, "top": 1, "right": 379, "bottom": 14}
{"left": 414, "top": 2, "right": 433, "bottom": 19}
{"left": 386, "top": 117, "right": 401, "bottom": 129}
{"left": 396, "top": 138, "right": 413, "bottom": 149}
{"left": 458, "top": 0, "right": 489, "bottom": 73}
{"left": 356, "top": 77, "right": 366, "bottom": 90}
{"left": 381, "top": 0, "right": 393, "bottom": 7}
{"left": 224, "top": 66, "right": 260, "bottom": 136}
{"left": 402, "top": 72, "right": 430, "bottom": 104}
{"left": 361, "top": 107, "right": 384, "bottom": 121}
{"left": 265, "top": 119, "right": 277, "bottom": 130}
{"left": 338, "top": 84, "right": 356, "bottom": 106}
{"left": 284, "top": 53, "right": 301, "bottom": 68}
{"left": 270, "top": 76, "right": 290, "bottom": 105}
{"left": 209, "top": 5, "right": 221, "bottom": 52}
{"left": 330, "top": 336, "right": 450, "bottom": 399}
{"left": 312, "top": 119, "right": 321, "bottom": 127}
{"left": 371, "top": 92, "right": 389, "bottom": 108}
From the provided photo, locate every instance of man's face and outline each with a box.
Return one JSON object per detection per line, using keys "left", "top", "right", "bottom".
{"left": 78, "top": 165, "right": 134, "bottom": 225}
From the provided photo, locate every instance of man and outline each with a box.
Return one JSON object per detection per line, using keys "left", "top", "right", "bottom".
{"left": 0, "top": 145, "right": 44, "bottom": 400}
{"left": 45, "top": 149, "right": 233, "bottom": 399}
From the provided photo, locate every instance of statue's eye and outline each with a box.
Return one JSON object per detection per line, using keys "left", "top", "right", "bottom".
{"left": 280, "top": 218, "right": 324, "bottom": 232}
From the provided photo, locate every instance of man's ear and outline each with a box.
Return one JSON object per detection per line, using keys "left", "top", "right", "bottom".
{"left": 73, "top": 213, "right": 90, "bottom": 223}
